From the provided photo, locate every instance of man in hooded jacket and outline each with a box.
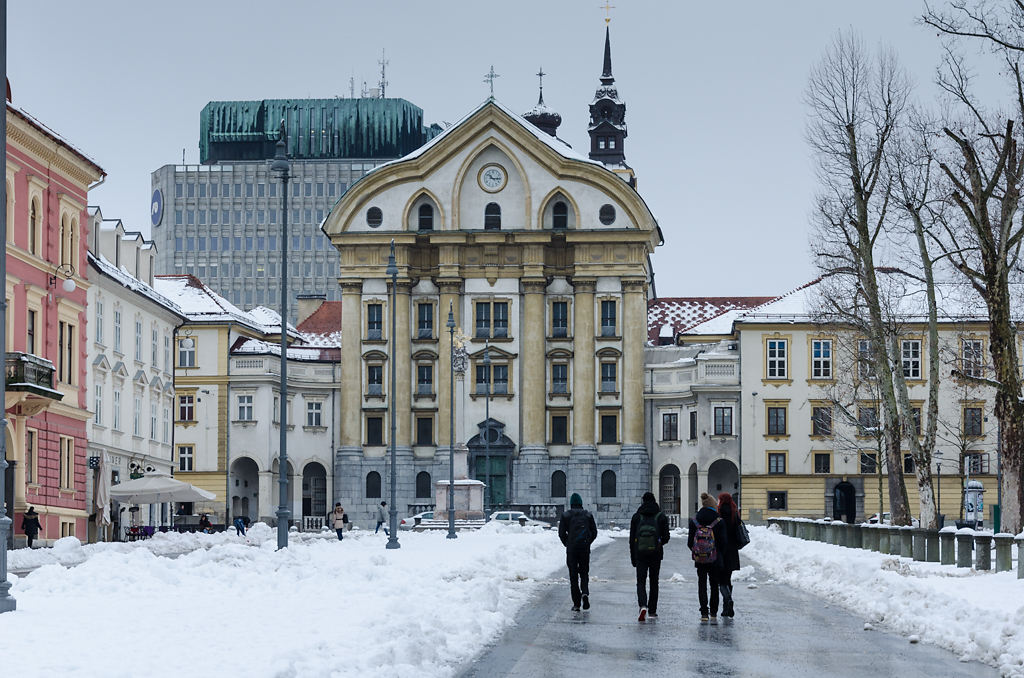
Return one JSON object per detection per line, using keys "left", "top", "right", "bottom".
{"left": 558, "top": 493, "right": 598, "bottom": 612}
{"left": 629, "top": 492, "right": 671, "bottom": 621}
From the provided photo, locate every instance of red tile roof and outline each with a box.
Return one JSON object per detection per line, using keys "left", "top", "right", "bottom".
{"left": 647, "top": 297, "right": 777, "bottom": 343}
{"left": 296, "top": 301, "right": 342, "bottom": 335}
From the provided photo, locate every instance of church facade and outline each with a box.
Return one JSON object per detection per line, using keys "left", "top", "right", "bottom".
{"left": 323, "top": 31, "right": 660, "bottom": 523}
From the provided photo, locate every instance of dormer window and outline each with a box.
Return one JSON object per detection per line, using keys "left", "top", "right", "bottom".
{"left": 553, "top": 202, "right": 568, "bottom": 230}
{"left": 484, "top": 203, "right": 501, "bottom": 230}
{"left": 418, "top": 203, "right": 433, "bottom": 231}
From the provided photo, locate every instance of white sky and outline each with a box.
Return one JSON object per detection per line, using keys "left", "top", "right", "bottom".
{"left": 8, "top": 1, "right": 965, "bottom": 298}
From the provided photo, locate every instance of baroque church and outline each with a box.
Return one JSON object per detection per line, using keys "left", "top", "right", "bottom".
{"left": 322, "top": 28, "right": 660, "bottom": 523}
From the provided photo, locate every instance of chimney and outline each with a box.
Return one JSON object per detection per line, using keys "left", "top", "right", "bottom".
{"left": 296, "top": 293, "right": 326, "bottom": 325}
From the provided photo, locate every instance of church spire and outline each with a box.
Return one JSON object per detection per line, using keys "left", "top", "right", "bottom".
{"left": 588, "top": 25, "right": 634, "bottom": 186}
{"left": 523, "top": 66, "right": 561, "bottom": 137}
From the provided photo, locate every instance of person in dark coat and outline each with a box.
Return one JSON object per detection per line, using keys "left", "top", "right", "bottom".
{"left": 717, "top": 492, "right": 742, "bottom": 618}
{"left": 198, "top": 514, "right": 212, "bottom": 532}
{"left": 21, "top": 507, "right": 41, "bottom": 548}
{"left": 687, "top": 492, "right": 728, "bottom": 622}
{"left": 629, "top": 491, "right": 671, "bottom": 621}
{"left": 558, "top": 493, "right": 598, "bottom": 612}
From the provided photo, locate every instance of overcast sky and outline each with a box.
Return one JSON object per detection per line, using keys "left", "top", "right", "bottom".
{"left": 9, "top": 1, "right": 969, "bottom": 299}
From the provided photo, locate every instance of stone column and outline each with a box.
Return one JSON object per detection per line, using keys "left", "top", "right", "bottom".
{"left": 521, "top": 279, "right": 547, "bottom": 450}
{"left": 955, "top": 529, "right": 973, "bottom": 568}
{"left": 925, "top": 530, "right": 940, "bottom": 563}
{"left": 939, "top": 528, "right": 956, "bottom": 565}
{"left": 974, "top": 532, "right": 992, "bottom": 571}
{"left": 888, "top": 526, "right": 903, "bottom": 556}
{"left": 912, "top": 528, "right": 926, "bottom": 561}
{"left": 621, "top": 280, "right": 646, "bottom": 446}
{"left": 571, "top": 278, "right": 596, "bottom": 450}
{"left": 393, "top": 281, "right": 412, "bottom": 449}
{"left": 437, "top": 281, "right": 462, "bottom": 449}
{"left": 339, "top": 282, "right": 363, "bottom": 450}
{"left": 1017, "top": 535, "right": 1024, "bottom": 579}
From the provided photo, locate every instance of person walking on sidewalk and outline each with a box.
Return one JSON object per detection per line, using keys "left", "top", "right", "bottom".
{"left": 332, "top": 503, "right": 347, "bottom": 541}
{"left": 629, "top": 491, "right": 670, "bottom": 621}
{"left": 558, "top": 493, "right": 598, "bottom": 612}
{"left": 375, "top": 501, "right": 389, "bottom": 535}
{"left": 717, "top": 492, "right": 743, "bottom": 618}
{"left": 687, "top": 492, "right": 727, "bottom": 623}
{"left": 21, "top": 507, "right": 41, "bottom": 548}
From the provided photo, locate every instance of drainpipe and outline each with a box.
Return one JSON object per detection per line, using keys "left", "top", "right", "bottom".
{"left": 735, "top": 340, "right": 743, "bottom": 517}
{"left": 224, "top": 322, "right": 232, "bottom": 527}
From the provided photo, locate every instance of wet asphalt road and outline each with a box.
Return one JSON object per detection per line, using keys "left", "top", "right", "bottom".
{"left": 459, "top": 537, "right": 997, "bottom": 678}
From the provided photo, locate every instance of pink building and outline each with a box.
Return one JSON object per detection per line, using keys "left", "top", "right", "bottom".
{"left": 5, "top": 98, "right": 104, "bottom": 546}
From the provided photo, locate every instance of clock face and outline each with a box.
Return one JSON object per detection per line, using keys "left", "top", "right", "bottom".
{"left": 479, "top": 164, "right": 507, "bottom": 192}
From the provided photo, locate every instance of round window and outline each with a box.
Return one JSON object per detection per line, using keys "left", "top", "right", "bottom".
{"left": 598, "top": 204, "right": 616, "bottom": 225}
{"left": 366, "top": 206, "right": 383, "bottom": 228}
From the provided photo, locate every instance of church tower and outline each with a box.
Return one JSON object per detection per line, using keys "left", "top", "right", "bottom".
{"left": 588, "top": 26, "right": 635, "bottom": 187}
{"left": 523, "top": 68, "right": 562, "bottom": 138}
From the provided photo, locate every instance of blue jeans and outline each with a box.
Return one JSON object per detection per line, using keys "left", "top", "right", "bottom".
{"left": 336, "top": 528, "right": 344, "bottom": 541}
{"left": 375, "top": 521, "right": 388, "bottom": 535}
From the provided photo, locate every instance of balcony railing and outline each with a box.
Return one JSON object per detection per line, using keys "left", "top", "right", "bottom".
{"left": 5, "top": 352, "right": 60, "bottom": 397}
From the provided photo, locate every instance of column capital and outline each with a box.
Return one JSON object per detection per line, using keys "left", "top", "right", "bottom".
{"left": 522, "top": 278, "right": 547, "bottom": 295}
{"left": 571, "top": 278, "right": 597, "bottom": 294}
{"left": 437, "top": 280, "right": 463, "bottom": 296}
{"left": 621, "top": 279, "right": 648, "bottom": 294}
{"left": 339, "top": 281, "right": 363, "bottom": 294}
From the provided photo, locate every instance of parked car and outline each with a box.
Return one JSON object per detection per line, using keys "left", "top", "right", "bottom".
{"left": 399, "top": 511, "right": 434, "bottom": 530}
{"left": 487, "top": 510, "right": 550, "bottom": 528}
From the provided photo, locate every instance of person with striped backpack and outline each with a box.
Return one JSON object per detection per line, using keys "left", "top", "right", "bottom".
{"left": 687, "top": 492, "right": 728, "bottom": 623}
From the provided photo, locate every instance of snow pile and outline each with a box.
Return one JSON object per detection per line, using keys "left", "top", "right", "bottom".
{"left": 0, "top": 523, "right": 601, "bottom": 677}
{"left": 745, "top": 526, "right": 1024, "bottom": 677}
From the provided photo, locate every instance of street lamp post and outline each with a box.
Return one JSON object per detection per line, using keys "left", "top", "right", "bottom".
{"left": 482, "top": 343, "right": 491, "bottom": 512}
{"left": 446, "top": 302, "right": 457, "bottom": 539}
{"left": 385, "top": 240, "right": 400, "bottom": 549}
{"left": 0, "top": 0, "right": 16, "bottom": 614}
{"left": 271, "top": 120, "right": 291, "bottom": 550}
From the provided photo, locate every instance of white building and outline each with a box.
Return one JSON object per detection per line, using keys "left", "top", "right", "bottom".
{"left": 86, "top": 207, "right": 184, "bottom": 540}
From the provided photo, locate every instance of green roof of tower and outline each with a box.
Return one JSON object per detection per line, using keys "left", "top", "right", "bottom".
{"left": 199, "top": 98, "right": 440, "bottom": 164}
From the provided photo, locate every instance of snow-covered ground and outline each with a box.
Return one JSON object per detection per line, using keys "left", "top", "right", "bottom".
{"left": 0, "top": 523, "right": 610, "bottom": 678}
{"left": 746, "top": 525, "right": 1024, "bottom": 678}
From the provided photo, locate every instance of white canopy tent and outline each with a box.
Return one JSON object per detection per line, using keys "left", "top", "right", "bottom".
{"left": 109, "top": 471, "right": 216, "bottom": 505}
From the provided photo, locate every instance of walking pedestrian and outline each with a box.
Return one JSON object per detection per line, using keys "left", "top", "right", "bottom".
{"left": 332, "top": 503, "right": 347, "bottom": 541}
{"left": 687, "top": 492, "right": 727, "bottom": 623}
{"left": 558, "top": 493, "right": 598, "bottom": 612}
{"left": 717, "top": 492, "right": 743, "bottom": 618}
{"left": 375, "top": 501, "right": 389, "bottom": 535}
{"left": 21, "top": 507, "right": 41, "bottom": 548}
{"left": 630, "top": 491, "right": 670, "bottom": 621}
{"left": 233, "top": 516, "right": 247, "bottom": 536}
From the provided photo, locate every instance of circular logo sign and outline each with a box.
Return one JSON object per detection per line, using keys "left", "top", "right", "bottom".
{"left": 150, "top": 188, "right": 164, "bottom": 228}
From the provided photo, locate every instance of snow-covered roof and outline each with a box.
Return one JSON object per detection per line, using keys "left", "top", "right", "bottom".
{"left": 647, "top": 296, "right": 776, "bottom": 343}
{"left": 296, "top": 301, "right": 342, "bottom": 348}
{"left": 230, "top": 336, "right": 338, "bottom": 362}
{"left": 88, "top": 252, "right": 184, "bottom": 318}
{"left": 247, "top": 306, "right": 298, "bottom": 335}
{"left": 153, "top": 275, "right": 296, "bottom": 335}
{"left": 7, "top": 102, "right": 104, "bottom": 177}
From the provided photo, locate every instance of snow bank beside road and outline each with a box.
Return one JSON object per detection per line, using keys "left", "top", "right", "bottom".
{"left": 1, "top": 523, "right": 601, "bottom": 678}
{"left": 745, "top": 525, "right": 1024, "bottom": 677}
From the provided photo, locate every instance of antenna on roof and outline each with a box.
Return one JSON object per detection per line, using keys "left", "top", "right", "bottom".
{"left": 181, "top": 148, "right": 185, "bottom": 165}
{"left": 378, "top": 49, "right": 389, "bottom": 98}
{"left": 349, "top": 75, "right": 355, "bottom": 99}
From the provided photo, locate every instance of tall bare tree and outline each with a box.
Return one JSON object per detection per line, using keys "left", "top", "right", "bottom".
{"left": 922, "top": 0, "right": 1024, "bottom": 533}
{"left": 807, "top": 31, "right": 914, "bottom": 525}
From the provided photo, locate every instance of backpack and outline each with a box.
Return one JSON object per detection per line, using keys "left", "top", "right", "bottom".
{"left": 692, "top": 517, "right": 721, "bottom": 564}
{"left": 735, "top": 520, "right": 750, "bottom": 550}
{"left": 635, "top": 511, "right": 662, "bottom": 556}
{"left": 568, "top": 511, "right": 592, "bottom": 548}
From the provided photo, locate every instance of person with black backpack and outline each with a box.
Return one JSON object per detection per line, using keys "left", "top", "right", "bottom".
{"left": 717, "top": 492, "right": 747, "bottom": 618}
{"left": 558, "top": 493, "right": 598, "bottom": 612}
{"left": 687, "top": 492, "right": 728, "bottom": 623}
{"left": 629, "top": 491, "right": 670, "bottom": 621}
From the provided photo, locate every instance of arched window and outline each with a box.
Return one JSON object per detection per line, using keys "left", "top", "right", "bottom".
{"left": 417, "top": 203, "right": 434, "bottom": 231}
{"left": 551, "top": 470, "right": 566, "bottom": 498}
{"left": 29, "top": 199, "right": 38, "bottom": 255}
{"left": 552, "top": 201, "right": 568, "bottom": 230}
{"left": 60, "top": 215, "right": 68, "bottom": 264}
{"left": 484, "top": 202, "right": 501, "bottom": 230}
{"left": 416, "top": 471, "right": 431, "bottom": 498}
{"left": 366, "top": 471, "right": 382, "bottom": 498}
{"left": 601, "top": 470, "right": 617, "bottom": 498}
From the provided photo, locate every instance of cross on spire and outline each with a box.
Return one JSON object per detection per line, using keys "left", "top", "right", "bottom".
{"left": 536, "top": 67, "right": 546, "bottom": 105}
{"left": 600, "top": 1, "right": 615, "bottom": 24}
{"left": 484, "top": 65, "right": 500, "bottom": 98}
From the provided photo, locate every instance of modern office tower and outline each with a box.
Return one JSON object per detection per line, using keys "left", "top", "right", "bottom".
{"left": 150, "top": 98, "right": 440, "bottom": 314}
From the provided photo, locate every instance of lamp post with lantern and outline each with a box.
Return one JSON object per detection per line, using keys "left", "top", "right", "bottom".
{"left": 271, "top": 121, "right": 291, "bottom": 550}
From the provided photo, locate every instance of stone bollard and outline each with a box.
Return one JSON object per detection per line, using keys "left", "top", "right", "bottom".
{"left": 912, "top": 528, "right": 927, "bottom": 561}
{"left": 993, "top": 533, "right": 1014, "bottom": 573}
{"left": 889, "top": 526, "right": 903, "bottom": 556}
{"left": 974, "top": 532, "right": 992, "bottom": 571}
{"left": 796, "top": 519, "right": 808, "bottom": 540}
{"left": 956, "top": 528, "right": 974, "bottom": 568}
{"left": 939, "top": 526, "right": 956, "bottom": 565}
{"left": 814, "top": 519, "right": 827, "bottom": 541}
{"left": 784, "top": 519, "right": 794, "bottom": 537}
{"left": 850, "top": 523, "right": 864, "bottom": 549}
{"left": 1017, "top": 535, "right": 1024, "bottom": 579}
{"left": 900, "top": 526, "right": 914, "bottom": 558}
{"left": 823, "top": 521, "right": 835, "bottom": 544}
{"left": 877, "top": 525, "right": 890, "bottom": 553}
{"left": 831, "top": 521, "right": 845, "bottom": 546}
{"left": 925, "top": 529, "right": 939, "bottom": 563}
